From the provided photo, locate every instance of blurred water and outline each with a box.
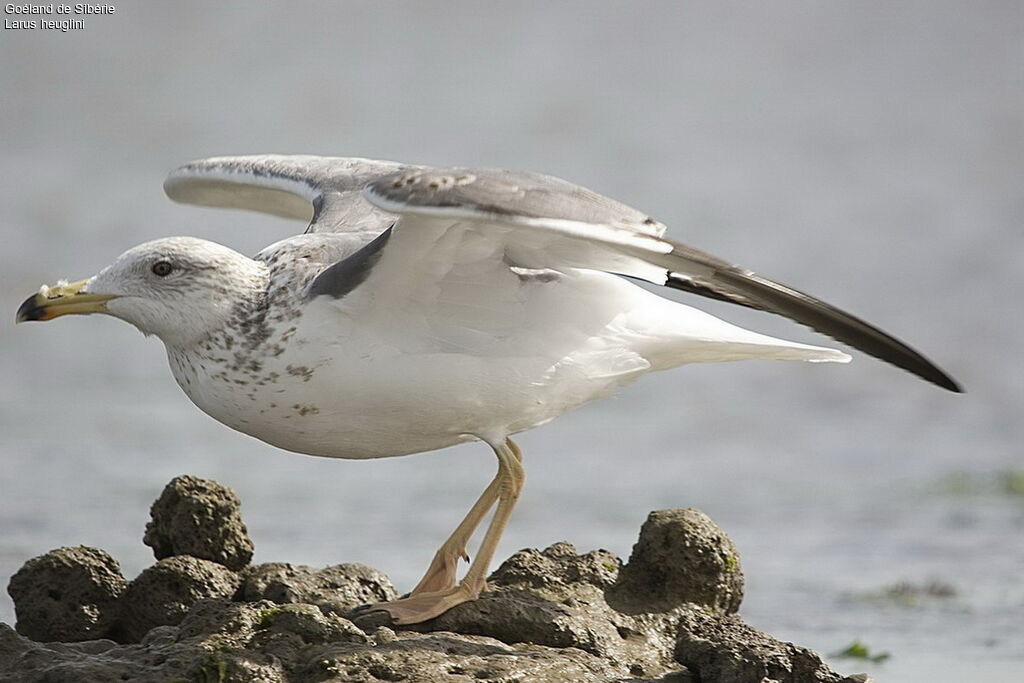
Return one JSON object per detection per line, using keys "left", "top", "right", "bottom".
{"left": 1, "top": 2, "right": 1022, "bottom": 680}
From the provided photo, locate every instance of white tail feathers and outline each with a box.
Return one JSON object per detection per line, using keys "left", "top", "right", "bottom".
{"left": 628, "top": 297, "right": 852, "bottom": 370}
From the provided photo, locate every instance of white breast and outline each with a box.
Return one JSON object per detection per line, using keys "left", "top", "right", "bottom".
{"left": 163, "top": 272, "right": 664, "bottom": 460}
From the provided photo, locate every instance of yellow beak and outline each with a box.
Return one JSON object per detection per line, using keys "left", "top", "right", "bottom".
{"left": 15, "top": 279, "right": 118, "bottom": 323}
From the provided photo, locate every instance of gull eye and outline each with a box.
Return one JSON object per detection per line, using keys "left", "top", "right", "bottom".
{"left": 151, "top": 261, "right": 174, "bottom": 277}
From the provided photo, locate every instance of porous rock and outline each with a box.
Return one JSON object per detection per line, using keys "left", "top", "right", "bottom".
{"left": 118, "top": 555, "right": 242, "bottom": 642}
{"left": 0, "top": 600, "right": 663, "bottom": 682}
{"left": 0, "top": 623, "right": 152, "bottom": 682}
{"left": 7, "top": 546, "right": 127, "bottom": 642}
{"left": 674, "top": 608, "right": 852, "bottom": 683}
{"left": 1, "top": 487, "right": 864, "bottom": 683}
{"left": 241, "top": 561, "right": 396, "bottom": 614}
{"left": 0, "top": 602, "right": 291, "bottom": 683}
{"left": 400, "top": 542, "right": 682, "bottom": 677}
{"left": 143, "top": 474, "right": 254, "bottom": 570}
{"left": 608, "top": 508, "right": 744, "bottom": 615}
{"left": 305, "top": 631, "right": 632, "bottom": 682}
{"left": 490, "top": 540, "right": 621, "bottom": 590}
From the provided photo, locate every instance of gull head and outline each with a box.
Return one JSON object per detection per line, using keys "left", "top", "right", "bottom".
{"left": 16, "top": 237, "right": 267, "bottom": 348}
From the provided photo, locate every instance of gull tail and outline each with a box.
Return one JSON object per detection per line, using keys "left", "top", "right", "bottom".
{"left": 630, "top": 299, "right": 852, "bottom": 371}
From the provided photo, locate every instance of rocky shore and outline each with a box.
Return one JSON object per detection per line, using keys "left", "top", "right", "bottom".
{"left": 2, "top": 476, "right": 869, "bottom": 682}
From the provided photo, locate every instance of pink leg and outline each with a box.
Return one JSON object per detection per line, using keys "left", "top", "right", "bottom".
{"left": 365, "top": 438, "right": 525, "bottom": 624}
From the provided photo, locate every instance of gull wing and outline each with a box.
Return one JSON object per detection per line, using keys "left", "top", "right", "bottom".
{"left": 164, "top": 154, "right": 414, "bottom": 235}
{"left": 347, "top": 166, "right": 960, "bottom": 392}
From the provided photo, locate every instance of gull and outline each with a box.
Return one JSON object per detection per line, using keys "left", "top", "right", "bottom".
{"left": 16, "top": 155, "right": 961, "bottom": 624}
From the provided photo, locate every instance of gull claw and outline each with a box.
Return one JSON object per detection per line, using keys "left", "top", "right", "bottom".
{"left": 356, "top": 583, "right": 483, "bottom": 625}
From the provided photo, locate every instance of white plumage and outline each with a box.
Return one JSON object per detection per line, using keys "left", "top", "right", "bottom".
{"left": 17, "top": 155, "right": 959, "bottom": 624}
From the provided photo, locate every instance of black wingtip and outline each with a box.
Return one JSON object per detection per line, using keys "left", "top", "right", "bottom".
{"left": 665, "top": 267, "right": 965, "bottom": 395}
{"left": 898, "top": 349, "right": 963, "bottom": 393}
{"left": 929, "top": 369, "right": 964, "bottom": 394}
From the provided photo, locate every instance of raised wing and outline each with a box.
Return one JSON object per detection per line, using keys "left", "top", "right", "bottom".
{"left": 356, "top": 167, "right": 961, "bottom": 392}
{"left": 164, "top": 155, "right": 414, "bottom": 234}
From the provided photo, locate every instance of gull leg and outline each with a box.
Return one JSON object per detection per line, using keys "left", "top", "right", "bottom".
{"left": 363, "top": 438, "right": 525, "bottom": 624}
{"left": 409, "top": 473, "right": 502, "bottom": 595}
{"left": 450, "top": 438, "right": 524, "bottom": 597}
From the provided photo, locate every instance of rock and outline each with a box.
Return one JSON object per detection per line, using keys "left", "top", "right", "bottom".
{"left": 608, "top": 508, "right": 743, "bottom": 615}
{"left": 305, "top": 631, "right": 631, "bottom": 682}
{"left": 675, "top": 608, "right": 845, "bottom": 683}
{"left": 0, "top": 623, "right": 153, "bottom": 681}
{"left": 0, "top": 483, "right": 862, "bottom": 683}
{"left": 184, "top": 655, "right": 288, "bottom": 683}
{"left": 254, "top": 603, "right": 367, "bottom": 644}
{"left": 621, "top": 673, "right": 696, "bottom": 683}
{"left": 489, "top": 541, "right": 621, "bottom": 590}
{"left": 404, "top": 542, "right": 681, "bottom": 678}
{"left": 174, "top": 597, "right": 276, "bottom": 645}
{"left": 247, "top": 603, "right": 370, "bottom": 668}
{"left": 7, "top": 546, "right": 127, "bottom": 642}
{"left": 241, "top": 561, "right": 396, "bottom": 614}
{"left": 184, "top": 656, "right": 288, "bottom": 683}
{"left": 0, "top": 601, "right": 667, "bottom": 682}
{"left": 118, "top": 555, "right": 242, "bottom": 642}
{"left": 0, "top": 603, "right": 289, "bottom": 683}
{"left": 143, "top": 474, "right": 254, "bottom": 570}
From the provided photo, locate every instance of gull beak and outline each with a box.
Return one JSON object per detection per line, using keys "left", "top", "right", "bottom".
{"left": 15, "top": 279, "right": 118, "bottom": 323}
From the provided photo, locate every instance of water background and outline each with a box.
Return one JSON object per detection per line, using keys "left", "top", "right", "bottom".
{"left": 1, "top": 2, "right": 1021, "bottom": 680}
